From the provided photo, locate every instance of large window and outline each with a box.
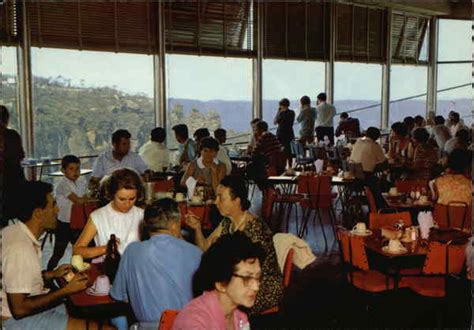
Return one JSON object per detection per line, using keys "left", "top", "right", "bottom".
{"left": 334, "top": 63, "right": 382, "bottom": 129}
{"left": 166, "top": 54, "right": 252, "bottom": 146}
{"left": 0, "top": 46, "right": 20, "bottom": 131}
{"left": 389, "top": 65, "right": 427, "bottom": 124}
{"left": 31, "top": 48, "right": 154, "bottom": 159}
{"left": 262, "top": 59, "right": 325, "bottom": 136}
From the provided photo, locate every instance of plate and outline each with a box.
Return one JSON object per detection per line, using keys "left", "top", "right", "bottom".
{"left": 382, "top": 246, "right": 408, "bottom": 255}
{"left": 86, "top": 287, "right": 110, "bottom": 296}
{"left": 350, "top": 229, "right": 373, "bottom": 237}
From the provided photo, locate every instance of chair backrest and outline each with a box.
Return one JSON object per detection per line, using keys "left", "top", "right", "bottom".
{"left": 395, "top": 179, "right": 429, "bottom": 193}
{"left": 336, "top": 227, "right": 369, "bottom": 271}
{"left": 154, "top": 179, "right": 174, "bottom": 192}
{"left": 262, "top": 188, "right": 278, "bottom": 222}
{"left": 368, "top": 211, "right": 412, "bottom": 230}
{"left": 423, "top": 241, "right": 467, "bottom": 275}
{"left": 433, "top": 202, "right": 471, "bottom": 232}
{"left": 159, "top": 309, "right": 180, "bottom": 330}
{"left": 364, "top": 186, "right": 378, "bottom": 213}
{"left": 283, "top": 248, "right": 295, "bottom": 288}
{"left": 298, "top": 175, "right": 333, "bottom": 209}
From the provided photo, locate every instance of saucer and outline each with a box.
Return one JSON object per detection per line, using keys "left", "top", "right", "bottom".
{"left": 350, "top": 229, "right": 373, "bottom": 237}
{"left": 86, "top": 287, "right": 110, "bottom": 296}
{"left": 382, "top": 246, "right": 408, "bottom": 255}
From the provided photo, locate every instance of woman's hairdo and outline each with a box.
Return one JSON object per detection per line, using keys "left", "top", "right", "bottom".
{"left": 219, "top": 176, "right": 251, "bottom": 210}
{"left": 106, "top": 168, "right": 143, "bottom": 200}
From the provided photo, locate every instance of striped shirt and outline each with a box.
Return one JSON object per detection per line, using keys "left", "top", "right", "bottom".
{"left": 253, "top": 132, "right": 283, "bottom": 160}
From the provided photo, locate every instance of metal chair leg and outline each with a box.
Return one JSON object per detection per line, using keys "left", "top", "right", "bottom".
{"left": 316, "top": 210, "right": 328, "bottom": 252}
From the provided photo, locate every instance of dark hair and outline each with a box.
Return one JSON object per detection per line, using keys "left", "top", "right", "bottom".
{"left": 193, "top": 232, "right": 265, "bottom": 295}
{"left": 250, "top": 118, "right": 261, "bottom": 125}
{"left": 447, "top": 149, "right": 471, "bottom": 174}
{"left": 300, "top": 95, "right": 311, "bottom": 105}
{"left": 434, "top": 115, "right": 445, "bottom": 125}
{"left": 279, "top": 98, "right": 290, "bottom": 107}
{"left": 0, "top": 105, "right": 9, "bottom": 126}
{"left": 214, "top": 128, "right": 226, "bottom": 141}
{"left": 144, "top": 198, "right": 180, "bottom": 234}
{"left": 199, "top": 136, "right": 220, "bottom": 152}
{"left": 414, "top": 115, "right": 424, "bottom": 126}
{"left": 151, "top": 127, "right": 166, "bottom": 143}
{"left": 256, "top": 121, "right": 268, "bottom": 132}
{"left": 172, "top": 124, "right": 189, "bottom": 139}
{"left": 61, "top": 155, "right": 80, "bottom": 169}
{"left": 412, "top": 127, "right": 430, "bottom": 144}
{"left": 219, "top": 175, "right": 251, "bottom": 210}
{"left": 340, "top": 112, "right": 349, "bottom": 119}
{"left": 17, "top": 181, "right": 53, "bottom": 222}
{"left": 317, "top": 93, "right": 327, "bottom": 101}
{"left": 194, "top": 128, "right": 210, "bottom": 142}
{"left": 112, "top": 129, "right": 131, "bottom": 144}
{"left": 403, "top": 116, "right": 415, "bottom": 129}
{"left": 391, "top": 122, "right": 408, "bottom": 137}
{"left": 455, "top": 129, "right": 470, "bottom": 143}
{"left": 106, "top": 168, "right": 143, "bottom": 200}
{"left": 366, "top": 127, "right": 381, "bottom": 141}
{"left": 450, "top": 112, "right": 460, "bottom": 123}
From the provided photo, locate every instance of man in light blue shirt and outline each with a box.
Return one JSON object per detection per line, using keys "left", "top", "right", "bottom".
{"left": 91, "top": 129, "right": 148, "bottom": 185}
{"left": 172, "top": 124, "right": 197, "bottom": 166}
{"left": 315, "top": 92, "right": 337, "bottom": 145}
{"left": 110, "top": 198, "right": 202, "bottom": 329}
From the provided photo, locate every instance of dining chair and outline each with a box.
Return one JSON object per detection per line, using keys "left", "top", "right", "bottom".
{"left": 290, "top": 140, "right": 313, "bottom": 169}
{"left": 262, "top": 186, "right": 302, "bottom": 233}
{"left": 368, "top": 211, "right": 412, "bottom": 230}
{"left": 158, "top": 309, "right": 180, "bottom": 330}
{"left": 433, "top": 202, "right": 471, "bottom": 233}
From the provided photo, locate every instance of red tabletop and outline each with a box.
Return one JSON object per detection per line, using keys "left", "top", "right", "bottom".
{"left": 70, "top": 203, "right": 99, "bottom": 230}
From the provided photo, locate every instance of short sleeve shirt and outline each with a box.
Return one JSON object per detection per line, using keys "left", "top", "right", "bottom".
{"left": 55, "top": 176, "right": 88, "bottom": 223}
{"left": 92, "top": 149, "right": 148, "bottom": 178}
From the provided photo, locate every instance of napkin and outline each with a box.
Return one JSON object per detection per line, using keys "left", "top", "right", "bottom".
{"left": 418, "top": 211, "right": 434, "bottom": 239}
{"left": 314, "top": 159, "right": 324, "bottom": 174}
{"left": 185, "top": 176, "right": 197, "bottom": 200}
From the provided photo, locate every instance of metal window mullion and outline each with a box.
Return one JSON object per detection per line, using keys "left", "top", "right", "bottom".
{"left": 325, "top": 1, "right": 335, "bottom": 104}
{"left": 381, "top": 9, "right": 392, "bottom": 130}
{"left": 154, "top": 1, "right": 166, "bottom": 129}
{"left": 427, "top": 17, "right": 438, "bottom": 115}
{"left": 252, "top": 1, "right": 263, "bottom": 120}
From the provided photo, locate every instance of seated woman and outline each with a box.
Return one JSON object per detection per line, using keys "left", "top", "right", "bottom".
{"left": 172, "top": 233, "right": 264, "bottom": 330}
{"left": 432, "top": 148, "right": 472, "bottom": 205}
{"left": 181, "top": 137, "right": 226, "bottom": 200}
{"left": 388, "top": 122, "right": 412, "bottom": 160}
{"left": 186, "top": 176, "right": 283, "bottom": 314}
{"left": 74, "top": 168, "right": 144, "bottom": 258}
{"left": 409, "top": 128, "right": 439, "bottom": 179}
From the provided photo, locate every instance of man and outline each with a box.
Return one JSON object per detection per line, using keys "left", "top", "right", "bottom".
{"left": 172, "top": 124, "right": 197, "bottom": 167}
{"left": 335, "top": 112, "right": 361, "bottom": 140}
{"left": 1, "top": 181, "right": 88, "bottom": 329}
{"left": 431, "top": 115, "right": 451, "bottom": 151}
{"left": 296, "top": 95, "right": 316, "bottom": 145}
{"left": 111, "top": 198, "right": 202, "bottom": 329}
{"left": 252, "top": 121, "right": 286, "bottom": 175}
{"left": 448, "top": 111, "right": 467, "bottom": 137}
{"left": 349, "top": 127, "right": 386, "bottom": 173}
{"left": 91, "top": 129, "right": 148, "bottom": 185}
{"left": 139, "top": 127, "right": 170, "bottom": 172}
{"left": 214, "top": 128, "right": 232, "bottom": 175}
{"left": 246, "top": 118, "right": 262, "bottom": 154}
{"left": 274, "top": 98, "right": 295, "bottom": 166}
{"left": 315, "top": 92, "right": 336, "bottom": 144}
{"left": 193, "top": 128, "right": 210, "bottom": 151}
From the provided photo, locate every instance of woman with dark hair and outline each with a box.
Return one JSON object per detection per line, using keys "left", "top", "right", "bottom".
{"left": 409, "top": 127, "right": 439, "bottom": 179}
{"left": 173, "top": 233, "right": 264, "bottom": 329}
{"left": 186, "top": 175, "right": 283, "bottom": 314}
{"left": 181, "top": 136, "right": 226, "bottom": 199}
{"left": 74, "top": 168, "right": 144, "bottom": 258}
{"left": 388, "top": 122, "right": 412, "bottom": 160}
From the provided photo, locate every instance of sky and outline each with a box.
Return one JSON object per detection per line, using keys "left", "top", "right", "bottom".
{"left": 1, "top": 19, "right": 471, "bottom": 101}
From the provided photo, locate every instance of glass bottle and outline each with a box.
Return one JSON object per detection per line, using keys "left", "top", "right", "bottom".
{"left": 104, "top": 234, "right": 121, "bottom": 283}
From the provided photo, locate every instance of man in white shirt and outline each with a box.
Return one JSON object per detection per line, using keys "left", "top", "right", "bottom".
{"left": 315, "top": 92, "right": 337, "bottom": 145}
{"left": 1, "top": 181, "right": 88, "bottom": 329}
{"left": 349, "top": 127, "right": 387, "bottom": 172}
{"left": 139, "top": 127, "right": 171, "bottom": 172}
{"left": 91, "top": 129, "right": 148, "bottom": 186}
{"left": 214, "top": 128, "right": 232, "bottom": 175}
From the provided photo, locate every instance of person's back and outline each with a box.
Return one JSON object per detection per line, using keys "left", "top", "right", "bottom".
{"left": 111, "top": 234, "right": 202, "bottom": 324}
{"left": 315, "top": 102, "right": 336, "bottom": 128}
{"left": 432, "top": 124, "right": 451, "bottom": 150}
{"left": 349, "top": 127, "right": 385, "bottom": 172}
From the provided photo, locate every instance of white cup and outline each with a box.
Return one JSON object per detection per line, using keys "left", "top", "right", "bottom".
{"left": 388, "top": 239, "right": 404, "bottom": 253}
{"left": 175, "top": 193, "right": 185, "bottom": 202}
{"left": 389, "top": 187, "right": 398, "bottom": 196}
{"left": 71, "top": 255, "right": 84, "bottom": 271}
{"left": 191, "top": 195, "right": 202, "bottom": 203}
{"left": 93, "top": 275, "right": 111, "bottom": 294}
{"left": 352, "top": 222, "right": 367, "bottom": 233}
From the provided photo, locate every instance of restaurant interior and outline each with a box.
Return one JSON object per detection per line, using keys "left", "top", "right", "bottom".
{"left": 0, "top": 0, "right": 472, "bottom": 329}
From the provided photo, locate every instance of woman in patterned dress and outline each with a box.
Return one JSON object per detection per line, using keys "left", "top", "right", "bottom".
{"left": 186, "top": 176, "right": 283, "bottom": 314}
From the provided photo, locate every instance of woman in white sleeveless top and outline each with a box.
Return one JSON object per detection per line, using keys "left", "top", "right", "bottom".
{"left": 74, "top": 168, "right": 144, "bottom": 258}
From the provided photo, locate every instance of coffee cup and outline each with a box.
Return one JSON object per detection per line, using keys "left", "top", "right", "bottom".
{"left": 389, "top": 187, "right": 398, "bottom": 196}
{"left": 419, "top": 195, "right": 428, "bottom": 204}
{"left": 71, "top": 255, "right": 84, "bottom": 271}
{"left": 388, "top": 239, "right": 404, "bottom": 253}
{"left": 352, "top": 222, "right": 367, "bottom": 233}
{"left": 92, "top": 275, "right": 111, "bottom": 294}
{"left": 175, "top": 193, "right": 185, "bottom": 202}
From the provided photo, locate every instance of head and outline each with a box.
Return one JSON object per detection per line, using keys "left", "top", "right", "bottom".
{"left": 365, "top": 127, "right": 381, "bottom": 141}
{"left": 214, "top": 128, "right": 227, "bottom": 145}
{"left": 250, "top": 118, "right": 261, "bottom": 134}
{"left": 255, "top": 121, "right": 269, "bottom": 139}
{"left": 412, "top": 127, "right": 430, "bottom": 145}
{"left": 215, "top": 176, "right": 251, "bottom": 217}
{"left": 112, "top": 129, "right": 131, "bottom": 157}
{"left": 340, "top": 112, "right": 349, "bottom": 121}
{"left": 279, "top": 98, "right": 290, "bottom": 110}
{"left": 193, "top": 232, "right": 265, "bottom": 309}
{"left": 106, "top": 168, "right": 143, "bottom": 213}
{"left": 194, "top": 128, "right": 211, "bottom": 146}
{"left": 61, "top": 155, "right": 81, "bottom": 181}
{"left": 150, "top": 127, "right": 166, "bottom": 143}
{"left": 450, "top": 112, "right": 460, "bottom": 124}
{"left": 0, "top": 105, "right": 9, "bottom": 128}
{"left": 391, "top": 122, "right": 408, "bottom": 137}
{"left": 447, "top": 149, "right": 471, "bottom": 174}
{"left": 434, "top": 115, "right": 445, "bottom": 126}
{"left": 300, "top": 95, "right": 311, "bottom": 107}
{"left": 317, "top": 92, "right": 327, "bottom": 105}
{"left": 17, "top": 181, "right": 58, "bottom": 230}
{"left": 455, "top": 129, "right": 470, "bottom": 144}
{"left": 199, "top": 137, "right": 220, "bottom": 163}
{"left": 172, "top": 124, "right": 189, "bottom": 144}
{"left": 403, "top": 116, "right": 415, "bottom": 131}
{"left": 414, "top": 115, "right": 425, "bottom": 127}
{"left": 143, "top": 198, "right": 181, "bottom": 237}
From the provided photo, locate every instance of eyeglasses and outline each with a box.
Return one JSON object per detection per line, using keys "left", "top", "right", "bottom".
{"left": 232, "top": 273, "right": 262, "bottom": 287}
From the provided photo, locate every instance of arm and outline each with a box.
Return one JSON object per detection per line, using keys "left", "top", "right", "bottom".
{"left": 273, "top": 111, "right": 281, "bottom": 126}
{"left": 296, "top": 109, "right": 304, "bottom": 123}
{"left": 180, "top": 162, "right": 196, "bottom": 187}
{"left": 73, "top": 218, "right": 107, "bottom": 258}
{"left": 68, "top": 193, "right": 91, "bottom": 205}
{"left": 185, "top": 216, "right": 222, "bottom": 251}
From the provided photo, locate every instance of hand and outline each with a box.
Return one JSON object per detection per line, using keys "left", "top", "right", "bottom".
{"left": 185, "top": 213, "right": 202, "bottom": 231}
{"left": 52, "top": 264, "right": 73, "bottom": 278}
{"left": 64, "top": 272, "right": 89, "bottom": 295}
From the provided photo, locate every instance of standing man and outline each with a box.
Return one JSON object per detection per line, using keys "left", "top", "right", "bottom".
{"left": 296, "top": 95, "right": 317, "bottom": 145}
{"left": 315, "top": 92, "right": 336, "bottom": 144}
{"left": 273, "top": 98, "right": 295, "bottom": 166}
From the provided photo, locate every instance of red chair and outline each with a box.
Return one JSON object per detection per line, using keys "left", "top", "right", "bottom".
{"left": 158, "top": 309, "right": 180, "bottom": 330}
{"left": 395, "top": 179, "right": 429, "bottom": 194}
{"left": 433, "top": 202, "right": 471, "bottom": 233}
{"left": 154, "top": 179, "right": 174, "bottom": 192}
{"left": 368, "top": 211, "right": 412, "bottom": 230}
{"left": 69, "top": 203, "right": 99, "bottom": 230}
{"left": 364, "top": 186, "right": 378, "bottom": 213}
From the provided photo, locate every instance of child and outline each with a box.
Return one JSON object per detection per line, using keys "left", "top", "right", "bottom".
{"left": 46, "top": 155, "right": 89, "bottom": 271}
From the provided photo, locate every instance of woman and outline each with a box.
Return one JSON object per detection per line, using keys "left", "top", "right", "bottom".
{"left": 432, "top": 148, "right": 472, "bottom": 205}
{"left": 186, "top": 176, "right": 283, "bottom": 314}
{"left": 181, "top": 137, "right": 226, "bottom": 199}
{"left": 388, "top": 122, "right": 412, "bottom": 160}
{"left": 74, "top": 168, "right": 144, "bottom": 258}
{"left": 172, "top": 233, "right": 264, "bottom": 330}
{"left": 273, "top": 98, "right": 295, "bottom": 166}
{"left": 409, "top": 128, "right": 439, "bottom": 180}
